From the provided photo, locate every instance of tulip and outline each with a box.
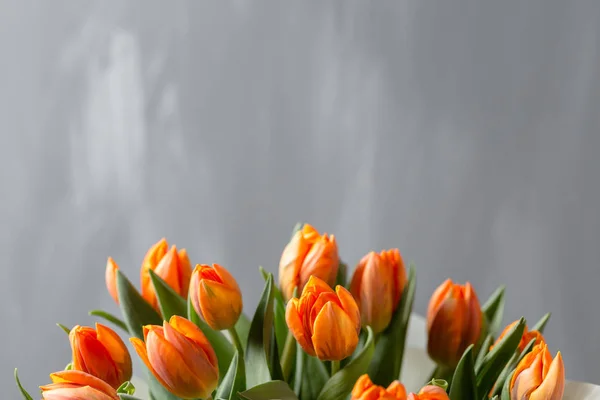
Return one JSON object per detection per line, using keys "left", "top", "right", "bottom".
{"left": 130, "top": 315, "right": 219, "bottom": 399}
{"left": 69, "top": 323, "right": 132, "bottom": 389}
{"left": 510, "top": 342, "right": 564, "bottom": 400}
{"left": 189, "top": 263, "right": 243, "bottom": 330}
{"left": 279, "top": 223, "right": 339, "bottom": 301}
{"left": 40, "top": 370, "right": 119, "bottom": 400}
{"left": 426, "top": 279, "right": 482, "bottom": 368}
{"left": 351, "top": 374, "right": 407, "bottom": 400}
{"left": 350, "top": 249, "right": 407, "bottom": 333}
{"left": 286, "top": 275, "right": 360, "bottom": 361}
{"left": 105, "top": 257, "right": 120, "bottom": 305}
{"left": 140, "top": 239, "right": 192, "bottom": 312}
{"left": 492, "top": 320, "right": 544, "bottom": 353}
{"left": 407, "top": 385, "right": 450, "bottom": 400}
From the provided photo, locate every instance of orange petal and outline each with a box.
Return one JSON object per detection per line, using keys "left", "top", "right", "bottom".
{"left": 279, "top": 230, "right": 311, "bottom": 301}
{"left": 95, "top": 323, "right": 132, "bottom": 382}
{"left": 427, "top": 290, "right": 467, "bottom": 367}
{"left": 177, "top": 249, "right": 192, "bottom": 297}
{"left": 105, "top": 258, "right": 120, "bottom": 305}
{"left": 511, "top": 348, "right": 545, "bottom": 399}
{"left": 336, "top": 285, "right": 361, "bottom": 333}
{"left": 531, "top": 352, "right": 564, "bottom": 400}
{"left": 198, "top": 279, "right": 242, "bottom": 330}
{"left": 285, "top": 299, "right": 315, "bottom": 356}
{"left": 357, "top": 253, "right": 394, "bottom": 333}
{"left": 351, "top": 374, "right": 375, "bottom": 399}
{"left": 303, "top": 275, "right": 334, "bottom": 297}
{"left": 44, "top": 370, "right": 118, "bottom": 399}
{"left": 154, "top": 246, "right": 183, "bottom": 294}
{"left": 312, "top": 302, "right": 359, "bottom": 361}
{"left": 349, "top": 259, "right": 366, "bottom": 305}
{"left": 140, "top": 239, "right": 169, "bottom": 301}
{"left": 427, "top": 279, "right": 453, "bottom": 331}
{"left": 40, "top": 386, "right": 117, "bottom": 400}
{"left": 168, "top": 316, "right": 219, "bottom": 369}
{"left": 212, "top": 263, "right": 240, "bottom": 292}
{"left": 387, "top": 381, "right": 407, "bottom": 399}
{"left": 299, "top": 237, "right": 339, "bottom": 289}
{"left": 462, "top": 283, "right": 482, "bottom": 347}
{"left": 70, "top": 326, "right": 120, "bottom": 388}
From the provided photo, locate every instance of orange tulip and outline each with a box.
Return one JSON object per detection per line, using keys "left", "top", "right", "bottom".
{"left": 279, "top": 223, "right": 339, "bottom": 301}
{"left": 40, "top": 370, "right": 119, "bottom": 400}
{"left": 285, "top": 275, "right": 360, "bottom": 361}
{"left": 350, "top": 249, "right": 407, "bottom": 333}
{"left": 407, "top": 385, "right": 450, "bottom": 400}
{"left": 510, "top": 342, "right": 564, "bottom": 400}
{"left": 130, "top": 315, "right": 219, "bottom": 399}
{"left": 492, "top": 320, "right": 544, "bottom": 353}
{"left": 69, "top": 323, "right": 132, "bottom": 389}
{"left": 426, "top": 279, "right": 482, "bottom": 368}
{"left": 140, "top": 239, "right": 192, "bottom": 312}
{"left": 189, "top": 263, "right": 243, "bottom": 330}
{"left": 351, "top": 374, "right": 407, "bottom": 400}
{"left": 105, "top": 257, "right": 120, "bottom": 305}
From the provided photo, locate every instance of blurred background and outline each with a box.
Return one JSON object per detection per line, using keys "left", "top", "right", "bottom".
{"left": 1, "top": 0, "right": 599, "bottom": 392}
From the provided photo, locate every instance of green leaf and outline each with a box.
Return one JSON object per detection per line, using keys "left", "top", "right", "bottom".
{"left": 531, "top": 313, "right": 551, "bottom": 334}
{"left": 235, "top": 313, "right": 252, "bottom": 352}
{"left": 146, "top": 369, "right": 180, "bottom": 400}
{"left": 317, "top": 326, "right": 375, "bottom": 400}
{"left": 148, "top": 269, "right": 187, "bottom": 320}
{"left": 116, "top": 270, "right": 162, "bottom": 339}
{"left": 64, "top": 363, "right": 73, "bottom": 370}
{"left": 481, "top": 285, "right": 505, "bottom": 337}
{"left": 335, "top": 261, "right": 348, "bottom": 288}
{"left": 56, "top": 323, "right": 71, "bottom": 335}
{"left": 239, "top": 381, "right": 298, "bottom": 400}
{"left": 368, "top": 265, "right": 416, "bottom": 386}
{"left": 117, "top": 381, "right": 136, "bottom": 395}
{"left": 475, "top": 318, "right": 525, "bottom": 397}
{"left": 474, "top": 334, "right": 493, "bottom": 371}
{"left": 491, "top": 337, "right": 537, "bottom": 398}
{"left": 259, "top": 266, "right": 288, "bottom": 358}
{"left": 246, "top": 273, "right": 277, "bottom": 387}
{"left": 293, "top": 344, "right": 329, "bottom": 400}
{"left": 14, "top": 369, "right": 33, "bottom": 400}
{"left": 500, "top": 369, "right": 515, "bottom": 400}
{"left": 187, "top": 296, "right": 234, "bottom": 382}
{"left": 89, "top": 309, "right": 129, "bottom": 332}
{"left": 449, "top": 345, "right": 477, "bottom": 400}
{"left": 215, "top": 351, "right": 246, "bottom": 400}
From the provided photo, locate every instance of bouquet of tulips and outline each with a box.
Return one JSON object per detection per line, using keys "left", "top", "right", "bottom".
{"left": 15, "top": 223, "right": 566, "bottom": 400}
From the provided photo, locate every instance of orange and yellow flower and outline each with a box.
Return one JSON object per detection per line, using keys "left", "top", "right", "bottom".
{"left": 130, "top": 315, "right": 219, "bottom": 400}
{"left": 350, "top": 249, "right": 407, "bottom": 333}
{"left": 510, "top": 342, "right": 564, "bottom": 400}
{"left": 279, "top": 224, "right": 339, "bottom": 301}
{"left": 351, "top": 374, "right": 407, "bottom": 400}
{"left": 426, "top": 279, "right": 482, "bottom": 368}
{"left": 407, "top": 385, "right": 450, "bottom": 400}
{"left": 285, "top": 276, "right": 360, "bottom": 361}
{"left": 69, "top": 323, "right": 132, "bottom": 389}
{"left": 189, "top": 263, "right": 243, "bottom": 330}
{"left": 492, "top": 320, "right": 544, "bottom": 353}
{"left": 140, "top": 239, "right": 192, "bottom": 312}
{"left": 40, "top": 370, "right": 119, "bottom": 400}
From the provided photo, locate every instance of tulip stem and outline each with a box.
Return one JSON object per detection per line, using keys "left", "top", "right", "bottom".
{"left": 331, "top": 360, "right": 340, "bottom": 376}
{"left": 228, "top": 328, "right": 245, "bottom": 355}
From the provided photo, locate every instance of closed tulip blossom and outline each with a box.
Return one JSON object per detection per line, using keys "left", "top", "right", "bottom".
{"left": 189, "top": 263, "right": 243, "bottom": 330}
{"left": 351, "top": 374, "right": 407, "bottom": 400}
{"left": 426, "top": 279, "right": 482, "bottom": 368}
{"left": 130, "top": 316, "right": 219, "bottom": 400}
{"left": 286, "top": 276, "right": 360, "bottom": 361}
{"left": 279, "top": 223, "right": 339, "bottom": 301}
{"left": 105, "top": 257, "right": 120, "bottom": 305}
{"left": 492, "top": 320, "right": 544, "bottom": 352}
{"left": 140, "top": 239, "right": 192, "bottom": 312}
{"left": 510, "top": 342, "right": 564, "bottom": 400}
{"left": 350, "top": 249, "right": 407, "bottom": 333}
{"left": 69, "top": 323, "right": 132, "bottom": 389}
{"left": 407, "top": 385, "right": 450, "bottom": 400}
{"left": 40, "top": 370, "right": 119, "bottom": 400}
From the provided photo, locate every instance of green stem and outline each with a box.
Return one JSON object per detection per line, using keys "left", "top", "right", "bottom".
{"left": 281, "top": 332, "right": 296, "bottom": 382}
{"left": 228, "top": 328, "right": 244, "bottom": 355}
{"left": 331, "top": 360, "right": 341, "bottom": 376}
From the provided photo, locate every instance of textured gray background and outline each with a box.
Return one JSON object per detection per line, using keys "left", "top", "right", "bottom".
{"left": 2, "top": 0, "right": 599, "bottom": 393}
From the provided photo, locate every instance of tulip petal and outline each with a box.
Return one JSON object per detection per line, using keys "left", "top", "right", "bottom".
{"left": 312, "top": 302, "right": 359, "bottom": 361}
{"left": 178, "top": 249, "right": 192, "bottom": 297}
{"left": 285, "top": 298, "right": 315, "bottom": 356}
{"left": 349, "top": 260, "right": 366, "bottom": 304}
{"left": 351, "top": 374, "right": 374, "bottom": 399}
{"left": 511, "top": 350, "right": 544, "bottom": 400}
{"left": 189, "top": 267, "right": 204, "bottom": 320}
{"left": 41, "top": 386, "right": 117, "bottom": 400}
{"left": 105, "top": 258, "right": 120, "bottom": 305}
{"left": 155, "top": 246, "right": 184, "bottom": 294}
{"left": 426, "top": 290, "right": 467, "bottom": 367}
{"left": 198, "top": 279, "right": 243, "bottom": 330}
{"left": 168, "top": 316, "right": 219, "bottom": 369}
{"left": 279, "top": 230, "right": 310, "bottom": 300}
{"left": 303, "top": 275, "right": 335, "bottom": 297}
{"left": 44, "top": 370, "right": 118, "bottom": 399}
{"left": 213, "top": 263, "right": 241, "bottom": 293}
{"left": 359, "top": 253, "right": 394, "bottom": 333}
{"left": 141, "top": 239, "right": 169, "bottom": 303}
{"left": 530, "top": 352, "right": 565, "bottom": 400}
{"left": 462, "top": 283, "right": 482, "bottom": 348}
{"left": 70, "top": 327, "right": 120, "bottom": 388}
{"left": 95, "top": 323, "right": 132, "bottom": 382}
{"left": 427, "top": 279, "right": 453, "bottom": 331}
{"left": 387, "top": 381, "right": 407, "bottom": 399}
{"left": 299, "top": 237, "right": 339, "bottom": 289}
{"left": 129, "top": 337, "right": 168, "bottom": 392}
{"left": 336, "top": 285, "right": 361, "bottom": 333}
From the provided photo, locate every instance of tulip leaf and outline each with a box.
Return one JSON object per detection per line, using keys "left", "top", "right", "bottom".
{"left": 335, "top": 261, "right": 348, "bottom": 288}
{"left": 475, "top": 318, "right": 525, "bottom": 397}
{"left": 216, "top": 350, "right": 246, "bottom": 400}
{"left": 246, "top": 272, "right": 278, "bottom": 387}
{"left": 481, "top": 285, "right": 505, "bottom": 337}
{"left": 490, "top": 337, "right": 537, "bottom": 398}
{"left": 89, "top": 309, "right": 129, "bottom": 332}
{"left": 14, "top": 369, "right": 34, "bottom": 400}
{"left": 259, "top": 266, "right": 288, "bottom": 358}
{"left": 500, "top": 369, "right": 515, "bottom": 400}
{"left": 239, "top": 380, "right": 299, "bottom": 400}
{"left": 449, "top": 345, "right": 477, "bottom": 400}
{"left": 187, "top": 296, "right": 234, "bottom": 382}
{"left": 148, "top": 269, "right": 187, "bottom": 320}
{"left": 316, "top": 326, "right": 375, "bottom": 400}
{"left": 367, "top": 265, "right": 416, "bottom": 386}
{"left": 294, "top": 344, "right": 329, "bottom": 400}
{"left": 117, "top": 381, "right": 136, "bottom": 395}
{"left": 531, "top": 312, "right": 551, "bottom": 334}
{"left": 116, "top": 270, "right": 162, "bottom": 339}
{"left": 56, "top": 323, "right": 71, "bottom": 335}
{"left": 474, "top": 334, "right": 493, "bottom": 371}
{"left": 235, "top": 313, "right": 252, "bottom": 352}
{"left": 146, "top": 373, "right": 180, "bottom": 400}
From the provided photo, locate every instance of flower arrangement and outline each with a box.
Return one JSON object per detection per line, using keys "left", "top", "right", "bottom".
{"left": 14, "top": 223, "right": 567, "bottom": 400}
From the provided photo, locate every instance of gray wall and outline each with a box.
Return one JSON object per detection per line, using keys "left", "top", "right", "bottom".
{"left": 2, "top": 0, "right": 599, "bottom": 393}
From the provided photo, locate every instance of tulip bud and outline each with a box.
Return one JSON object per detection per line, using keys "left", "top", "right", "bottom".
{"left": 351, "top": 374, "right": 407, "bottom": 400}
{"left": 279, "top": 223, "right": 339, "bottom": 301}
{"left": 286, "top": 275, "right": 360, "bottom": 361}
{"left": 492, "top": 320, "right": 544, "bottom": 353}
{"left": 189, "top": 263, "right": 243, "bottom": 330}
{"left": 130, "top": 315, "right": 219, "bottom": 400}
{"left": 426, "top": 279, "right": 482, "bottom": 368}
{"left": 510, "top": 342, "right": 564, "bottom": 400}
{"left": 140, "top": 239, "right": 192, "bottom": 312}
{"left": 40, "top": 370, "right": 119, "bottom": 400}
{"left": 407, "top": 385, "right": 450, "bottom": 400}
{"left": 69, "top": 323, "right": 132, "bottom": 389}
{"left": 350, "top": 249, "right": 407, "bottom": 333}
{"left": 105, "top": 257, "right": 120, "bottom": 305}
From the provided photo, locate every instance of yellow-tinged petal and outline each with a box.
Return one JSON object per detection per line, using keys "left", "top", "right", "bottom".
{"left": 285, "top": 298, "right": 315, "bottom": 356}
{"left": 312, "top": 301, "right": 359, "bottom": 361}
{"left": 105, "top": 258, "right": 119, "bottom": 305}
{"left": 43, "top": 370, "right": 118, "bottom": 399}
